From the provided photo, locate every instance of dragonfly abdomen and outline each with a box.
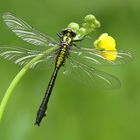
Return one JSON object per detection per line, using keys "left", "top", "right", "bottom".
{"left": 35, "top": 67, "right": 59, "bottom": 126}
{"left": 56, "top": 44, "right": 69, "bottom": 68}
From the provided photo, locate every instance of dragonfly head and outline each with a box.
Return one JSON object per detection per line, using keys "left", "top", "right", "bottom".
{"left": 62, "top": 28, "right": 76, "bottom": 38}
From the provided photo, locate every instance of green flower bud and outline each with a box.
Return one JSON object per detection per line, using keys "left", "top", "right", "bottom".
{"left": 85, "top": 14, "right": 96, "bottom": 23}
{"left": 67, "top": 22, "right": 79, "bottom": 32}
{"left": 94, "top": 20, "right": 101, "bottom": 28}
{"left": 90, "top": 23, "right": 95, "bottom": 28}
{"left": 78, "top": 27, "right": 87, "bottom": 36}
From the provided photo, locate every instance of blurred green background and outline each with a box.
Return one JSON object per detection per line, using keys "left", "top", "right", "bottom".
{"left": 0, "top": 0, "right": 139, "bottom": 140}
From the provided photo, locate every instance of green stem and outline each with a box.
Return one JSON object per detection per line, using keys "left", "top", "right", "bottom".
{"left": 0, "top": 45, "right": 58, "bottom": 121}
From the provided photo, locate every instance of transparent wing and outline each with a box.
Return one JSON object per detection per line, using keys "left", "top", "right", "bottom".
{"left": 0, "top": 46, "right": 57, "bottom": 68}
{"left": 2, "top": 12, "right": 58, "bottom": 47}
{"left": 70, "top": 47, "right": 133, "bottom": 65}
{"left": 63, "top": 56, "right": 121, "bottom": 89}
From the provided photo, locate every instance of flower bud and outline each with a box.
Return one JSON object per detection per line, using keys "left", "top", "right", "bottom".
{"left": 85, "top": 14, "right": 96, "bottom": 23}
{"left": 94, "top": 20, "right": 101, "bottom": 28}
{"left": 78, "top": 27, "right": 87, "bottom": 36}
{"left": 67, "top": 22, "right": 79, "bottom": 32}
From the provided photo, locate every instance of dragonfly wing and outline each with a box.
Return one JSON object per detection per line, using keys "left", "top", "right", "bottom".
{"left": 0, "top": 46, "right": 57, "bottom": 68}
{"left": 63, "top": 54, "right": 121, "bottom": 89}
{"left": 2, "top": 12, "right": 58, "bottom": 47}
{"left": 70, "top": 47, "right": 133, "bottom": 65}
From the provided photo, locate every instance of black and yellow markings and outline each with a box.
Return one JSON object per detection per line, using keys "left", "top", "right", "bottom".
{"left": 35, "top": 29, "right": 76, "bottom": 125}
{"left": 56, "top": 34, "right": 72, "bottom": 68}
{"left": 56, "top": 45, "right": 67, "bottom": 67}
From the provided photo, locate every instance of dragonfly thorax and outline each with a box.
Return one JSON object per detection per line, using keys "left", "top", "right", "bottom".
{"left": 61, "top": 29, "right": 76, "bottom": 47}
{"left": 55, "top": 29, "right": 76, "bottom": 68}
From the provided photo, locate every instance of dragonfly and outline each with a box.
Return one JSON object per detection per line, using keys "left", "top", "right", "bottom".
{"left": 0, "top": 12, "right": 132, "bottom": 126}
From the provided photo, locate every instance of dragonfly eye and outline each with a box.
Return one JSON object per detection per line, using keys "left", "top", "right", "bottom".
{"left": 70, "top": 31, "right": 76, "bottom": 37}
{"left": 62, "top": 29, "right": 76, "bottom": 37}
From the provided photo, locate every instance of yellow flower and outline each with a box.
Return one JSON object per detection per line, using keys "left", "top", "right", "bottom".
{"left": 101, "top": 50, "right": 117, "bottom": 61}
{"left": 94, "top": 33, "right": 117, "bottom": 61}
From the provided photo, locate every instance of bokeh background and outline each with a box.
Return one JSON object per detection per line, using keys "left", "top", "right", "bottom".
{"left": 0, "top": 0, "right": 139, "bottom": 140}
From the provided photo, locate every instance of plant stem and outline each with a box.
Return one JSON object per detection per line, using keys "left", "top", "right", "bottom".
{"left": 0, "top": 46, "right": 58, "bottom": 121}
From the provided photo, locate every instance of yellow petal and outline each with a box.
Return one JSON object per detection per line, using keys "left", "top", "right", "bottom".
{"left": 94, "top": 33, "right": 117, "bottom": 61}
{"left": 101, "top": 50, "right": 117, "bottom": 61}
{"left": 97, "top": 33, "right": 116, "bottom": 50}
